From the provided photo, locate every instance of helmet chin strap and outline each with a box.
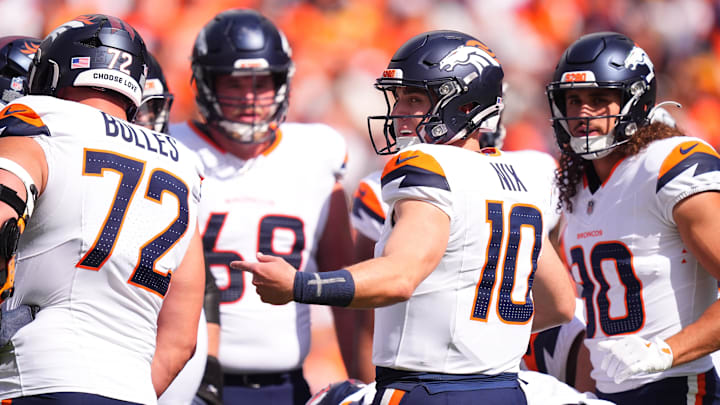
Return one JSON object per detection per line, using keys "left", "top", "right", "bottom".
{"left": 570, "top": 133, "right": 616, "bottom": 160}
{"left": 217, "top": 119, "right": 272, "bottom": 143}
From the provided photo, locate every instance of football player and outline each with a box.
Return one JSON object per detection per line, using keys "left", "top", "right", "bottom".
{"left": 234, "top": 30, "right": 576, "bottom": 404}
{"left": 170, "top": 9, "right": 354, "bottom": 405}
{"left": 351, "top": 89, "right": 567, "bottom": 385}
{"left": 0, "top": 14, "right": 205, "bottom": 403}
{"left": 548, "top": 31, "right": 720, "bottom": 404}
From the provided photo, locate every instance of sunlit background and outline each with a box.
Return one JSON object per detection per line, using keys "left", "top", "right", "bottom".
{"left": 2, "top": 0, "right": 719, "bottom": 191}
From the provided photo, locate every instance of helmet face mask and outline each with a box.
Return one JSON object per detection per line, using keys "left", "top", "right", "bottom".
{"left": 136, "top": 94, "right": 173, "bottom": 133}
{"left": 136, "top": 52, "right": 173, "bottom": 133}
{"left": 547, "top": 32, "right": 657, "bottom": 160}
{"left": 367, "top": 30, "right": 504, "bottom": 155}
{"left": 192, "top": 9, "right": 294, "bottom": 144}
{"left": 210, "top": 71, "right": 285, "bottom": 142}
{"left": 28, "top": 14, "right": 148, "bottom": 120}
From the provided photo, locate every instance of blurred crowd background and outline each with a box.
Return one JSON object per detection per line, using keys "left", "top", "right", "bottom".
{"left": 1, "top": 0, "right": 719, "bottom": 191}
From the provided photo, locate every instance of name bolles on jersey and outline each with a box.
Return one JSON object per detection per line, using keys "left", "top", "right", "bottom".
{"left": 101, "top": 111, "right": 180, "bottom": 161}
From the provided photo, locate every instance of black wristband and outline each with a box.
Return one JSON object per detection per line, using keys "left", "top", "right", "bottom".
{"left": 293, "top": 269, "right": 355, "bottom": 307}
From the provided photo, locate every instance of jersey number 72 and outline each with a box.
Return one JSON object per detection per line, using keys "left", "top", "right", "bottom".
{"left": 76, "top": 149, "right": 190, "bottom": 298}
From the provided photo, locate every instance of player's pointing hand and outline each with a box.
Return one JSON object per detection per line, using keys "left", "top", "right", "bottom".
{"left": 230, "top": 252, "right": 296, "bottom": 305}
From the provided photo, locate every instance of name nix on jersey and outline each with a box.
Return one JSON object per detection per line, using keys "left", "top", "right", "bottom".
{"left": 382, "top": 148, "right": 529, "bottom": 194}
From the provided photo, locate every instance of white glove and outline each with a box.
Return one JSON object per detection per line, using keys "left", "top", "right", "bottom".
{"left": 596, "top": 336, "right": 673, "bottom": 384}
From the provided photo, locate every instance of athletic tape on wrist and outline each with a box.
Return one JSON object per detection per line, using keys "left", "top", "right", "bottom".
{"left": 293, "top": 269, "right": 355, "bottom": 307}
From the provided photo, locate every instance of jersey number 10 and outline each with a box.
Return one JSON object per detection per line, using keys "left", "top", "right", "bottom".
{"left": 471, "top": 201, "right": 543, "bottom": 324}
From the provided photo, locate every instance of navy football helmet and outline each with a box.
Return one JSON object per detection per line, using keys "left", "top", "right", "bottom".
{"left": 28, "top": 14, "right": 148, "bottom": 120}
{"left": 135, "top": 51, "right": 173, "bottom": 133}
{"left": 546, "top": 32, "right": 657, "bottom": 159}
{"left": 0, "top": 36, "right": 41, "bottom": 106}
{"left": 367, "top": 30, "right": 504, "bottom": 155}
{"left": 191, "top": 9, "right": 294, "bottom": 143}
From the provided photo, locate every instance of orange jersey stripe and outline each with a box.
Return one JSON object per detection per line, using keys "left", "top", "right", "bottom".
{"left": 658, "top": 141, "right": 720, "bottom": 180}
{"left": 381, "top": 149, "right": 446, "bottom": 179}
{"left": 0, "top": 103, "right": 46, "bottom": 128}
{"left": 353, "top": 181, "right": 386, "bottom": 221}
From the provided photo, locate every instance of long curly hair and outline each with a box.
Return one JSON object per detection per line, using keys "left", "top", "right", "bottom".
{"left": 555, "top": 122, "right": 684, "bottom": 213}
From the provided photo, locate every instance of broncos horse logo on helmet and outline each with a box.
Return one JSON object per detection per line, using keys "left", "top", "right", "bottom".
{"left": 438, "top": 43, "right": 500, "bottom": 75}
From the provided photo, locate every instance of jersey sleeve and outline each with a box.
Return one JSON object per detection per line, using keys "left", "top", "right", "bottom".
{"left": 654, "top": 139, "right": 720, "bottom": 225}
{"left": 380, "top": 147, "right": 453, "bottom": 218}
{"left": 350, "top": 171, "right": 387, "bottom": 242}
{"left": 315, "top": 123, "right": 348, "bottom": 181}
{"left": 0, "top": 100, "right": 51, "bottom": 137}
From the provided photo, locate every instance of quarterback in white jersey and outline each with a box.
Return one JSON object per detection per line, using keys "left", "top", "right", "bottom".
{"left": 172, "top": 120, "right": 347, "bottom": 372}
{"left": 235, "top": 30, "right": 575, "bottom": 405}
{"left": 548, "top": 32, "right": 720, "bottom": 404}
{"left": 371, "top": 144, "right": 558, "bottom": 374}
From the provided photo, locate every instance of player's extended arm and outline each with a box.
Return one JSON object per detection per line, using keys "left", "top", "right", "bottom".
{"left": 347, "top": 199, "right": 449, "bottom": 307}
{"left": 152, "top": 225, "right": 205, "bottom": 397}
{"left": 530, "top": 240, "right": 575, "bottom": 333}
{"left": 665, "top": 191, "right": 720, "bottom": 365}
{"left": 597, "top": 191, "right": 720, "bottom": 384}
{"left": 231, "top": 199, "right": 449, "bottom": 308}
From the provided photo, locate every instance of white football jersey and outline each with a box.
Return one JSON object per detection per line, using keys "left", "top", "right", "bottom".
{"left": 521, "top": 298, "right": 586, "bottom": 383}
{"left": 171, "top": 121, "right": 347, "bottom": 373}
{"left": 562, "top": 137, "right": 720, "bottom": 393}
{"left": 350, "top": 170, "right": 387, "bottom": 242}
{"left": 372, "top": 144, "right": 556, "bottom": 374}
{"left": 0, "top": 96, "right": 203, "bottom": 404}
